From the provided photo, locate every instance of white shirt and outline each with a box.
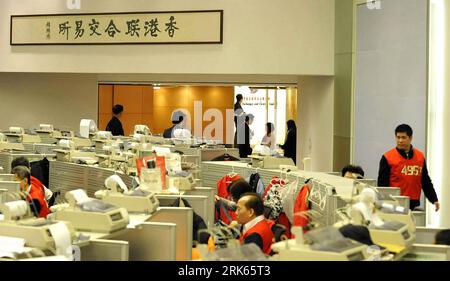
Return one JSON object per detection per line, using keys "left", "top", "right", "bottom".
{"left": 242, "top": 215, "right": 266, "bottom": 235}
{"left": 173, "top": 128, "right": 192, "bottom": 139}
{"left": 43, "top": 186, "right": 53, "bottom": 202}
{"left": 261, "top": 134, "right": 276, "bottom": 150}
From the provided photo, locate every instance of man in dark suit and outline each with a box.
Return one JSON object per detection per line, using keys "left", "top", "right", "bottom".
{"left": 106, "top": 104, "right": 124, "bottom": 136}
{"left": 238, "top": 114, "right": 254, "bottom": 158}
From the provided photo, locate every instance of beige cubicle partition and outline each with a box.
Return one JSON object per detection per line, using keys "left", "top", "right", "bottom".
{"left": 77, "top": 207, "right": 188, "bottom": 261}
{"left": 147, "top": 207, "right": 193, "bottom": 261}
{"left": 109, "top": 222, "right": 177, "bottom": 261}
{"left": 415, "top": 227, "right": 446, "bottom": 244}
{"left": 403, "top": 244, "right": 450, "bottom": 261}
{"left": 80, "top": 239, "right": 129, "bottom": 261}
{"left": 185, "top": 187, "right": 216, "bottom": 229}
{"left": 156, "top": 194, "right": 211, "bottom": 229}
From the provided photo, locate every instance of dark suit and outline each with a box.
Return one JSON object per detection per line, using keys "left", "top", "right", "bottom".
{"left": 280, "top": 128, "right": 296, "bottom": 164}
{"left": 234, "top": 102, "right": 245, "bottom": 147}
{"left": 238, "top": 123, "right": 253, "bottom": 158}
{"left": 163, "top": 125, "right": 176, "bottom": 138}
{"left": 105, "top": 116, "right": 124, "bottom": 136}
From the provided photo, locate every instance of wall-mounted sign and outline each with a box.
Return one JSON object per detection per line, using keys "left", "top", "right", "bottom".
{"left": 10, "top": 10, "right": 223, "bottom": 45}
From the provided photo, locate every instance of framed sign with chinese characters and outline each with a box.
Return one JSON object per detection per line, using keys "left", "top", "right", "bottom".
{"left": 10, "top": 10, "right": 223, "bottom": 45}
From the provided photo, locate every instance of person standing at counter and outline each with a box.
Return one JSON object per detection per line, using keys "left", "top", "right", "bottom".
{"left": 238, "top": 114, "right": 254, "bottom": 158}
{"left": 234, "top": 94, "right": 245, "bottom": 126}
{"left": 234, "top": 94, "right": 246, "bottom": 147}
{"left": 279, "top": 120, "right": 297, "bottom": 164}
{"left": 106, "top": 104, "right": 124, "bottom": 136}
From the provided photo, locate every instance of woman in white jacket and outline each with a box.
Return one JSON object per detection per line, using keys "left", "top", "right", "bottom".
{"left": 261, "top": 122, "right": 276, "bottom": 151}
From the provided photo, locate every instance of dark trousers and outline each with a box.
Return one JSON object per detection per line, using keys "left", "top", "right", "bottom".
{"left": 410, "top": 200, "right": 421, "bottom": 210}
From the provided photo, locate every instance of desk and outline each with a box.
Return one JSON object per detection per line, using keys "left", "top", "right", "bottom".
{"left": 73, "top": 207, "right": 191, "bottom": 261}
{"left": 50, "top": 160, "right": 212, "bottom": 226}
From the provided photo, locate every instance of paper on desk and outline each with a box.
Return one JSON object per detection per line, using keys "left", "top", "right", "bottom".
{"left": 48, "top": 222, "right": 73, "bottom": 260}
{"left": 3, "top": 201, "right": 28, "bottom": 217}
{"left": 0, "top": 236, "right": 32, "bottom": 258}
{"left": 79, "top": 119, "right": 97, "bottom": 138}
{"left": 69, "top": 189, "right": 91, "bottom": 204}
{"left": 0, "top": 236, "right": 26, "bottom": 252}
{"left": 332, "top": 184, "right": 355, "bottom": 200}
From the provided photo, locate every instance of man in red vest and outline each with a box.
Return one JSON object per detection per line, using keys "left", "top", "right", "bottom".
{"left": 236, "top": 193, "right": 274, "bottom": 255}
{"left": 12, "top": 166, "right": 50, "bottom": 218}
{"left": 11, "top": 156, "right": 53, "bottom": 205}
{"left": 377, "top": 124, "right": 440, "bottom": 211}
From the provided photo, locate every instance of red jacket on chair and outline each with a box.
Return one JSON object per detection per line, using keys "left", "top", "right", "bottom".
{"left": 216, "top": 174, "right": 241, "bottom": 224}
{"left": 293, "top": 184, "right": 311, "bottom": 229}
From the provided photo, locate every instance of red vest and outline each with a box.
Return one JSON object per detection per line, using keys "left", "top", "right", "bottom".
{"left": 30, "top": 176, "right": 46, "bottom": 196}
{"left": 384, "top": 148, "right": 425, "bottom": 200}
{"left": 27, "top": 184, "right": 50, "bottom": 218}
{"left": 240, "top": 219, "right": 274, "bottom": 255}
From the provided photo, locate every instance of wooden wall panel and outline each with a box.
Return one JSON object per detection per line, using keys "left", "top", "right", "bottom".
{"left": 98, "top": 113, "right": 112, "bottom": 131}
{"left": 120, "top": 114, "right": 142, "bottom": 136}
{"left": 190, "top": 86, "right": 234, "bottom": 108}
{"left": 99, "top": 85, "right": 235, "bottom": 141}
{"left": 98, "top": 85, "right": 113, "bottom": 131}
{"left": 201, "top": 107, "right": 233, "bottom": 142}
{"left": 98, "top": 85, "right": 113, "bottom": 114}
{"left": 152, "top": 106, "right": 194, "bottom": 135}
{"left": 113, "top": 85, "right": 143, "bottom": 114}
{"left": 153, "top": 87, "right": 189, "bottom": 108}
{"left": 142, "top": 114, "right": 154, "bottom": 132}
{"left": 286, "top": 87, "right": 298, "bottom": 123}
{"left": 142, "top": 86, "right": 154, "bottom": 114}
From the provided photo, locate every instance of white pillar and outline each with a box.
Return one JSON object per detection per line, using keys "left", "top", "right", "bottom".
{"left": 297, "top": 76, "right": 334, "bottom": 172}
{"left": 427, "top": 0, "right": 450, "bottom": 227}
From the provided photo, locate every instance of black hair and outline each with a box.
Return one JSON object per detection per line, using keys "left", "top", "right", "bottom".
{"left": 435, "top": 229, "right": 450, "bottom": 245}
{"left": 112, "top": 104, "right": 124, "bottom": 115}
{"left": 395, "top": 124, "right": 413, "bottom": 137}
{"left": 11, "top": 156, "right": 30, "bottom": 170}
{"left": 287, "top": 120, "right": 296, "bottom": 130}
{"left": 172, "top": 110, "right": 186, "bottom": 125}
{"left": 266, "top": 122, "right": 275, "bottom": 136}
{"left": 236, "top": 94, "right": 243, "bottom": 103}
{"left": 241, "top": 193, "right": 264, "bottom": 216}
{"left": 12, "top": 165, "right": 31, "bottom": 185}
{"left": 245, "top": 114, "right": 255, "bottom": 123}
{"left": 227, "top": 179, "right": 253, "bottom": 201}
{"left": 341, "top": 165, "right": 365, "bottom": 178}
{"left": 339, "top": 224, "right": 375, "bottom": 246}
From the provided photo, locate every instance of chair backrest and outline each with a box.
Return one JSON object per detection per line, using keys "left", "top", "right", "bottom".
{"left": 47, "top": 191, "right": 60, "bottom": 207}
